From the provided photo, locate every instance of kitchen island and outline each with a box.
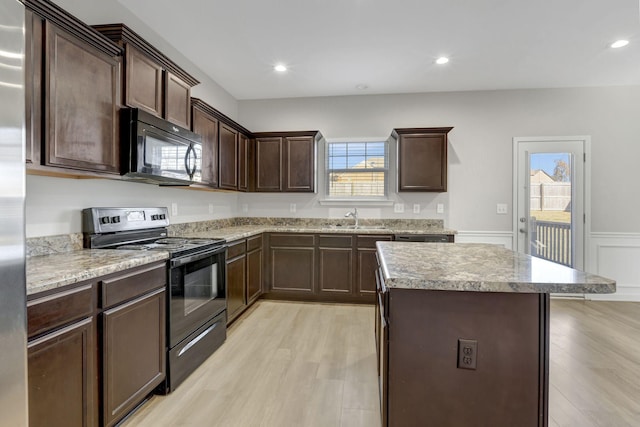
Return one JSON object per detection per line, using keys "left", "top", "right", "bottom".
{"left": 375, "top": 242, "right": 615, "bottom": 427}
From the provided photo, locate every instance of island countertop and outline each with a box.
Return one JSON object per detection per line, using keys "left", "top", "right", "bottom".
{"left": 376, "top": 242, "right": 616, "bottom": 294}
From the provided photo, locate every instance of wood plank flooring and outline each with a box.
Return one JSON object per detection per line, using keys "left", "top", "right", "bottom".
{"left": 122, "top": 299, "right": 640, "bottom": 427}
{"left": 121, "top": 301, "right": 380, "bottom": 427}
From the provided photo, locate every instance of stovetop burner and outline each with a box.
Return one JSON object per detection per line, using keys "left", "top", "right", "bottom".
{"left": 82, "top": 207, "right": 226, "bottom": 258}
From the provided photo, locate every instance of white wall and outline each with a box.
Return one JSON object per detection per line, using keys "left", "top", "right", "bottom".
{"left": 25, "top": 175, "right": 238, "bottom": 237}
{"left": 238, "top": 86, "right": 640, "bottom": 234}
{"left": 52, "top": 0, "right": 238, "bottom": 119}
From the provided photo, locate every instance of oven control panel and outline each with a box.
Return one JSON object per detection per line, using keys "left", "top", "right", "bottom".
{"left": 82, "top": 207, "right": 170, "bottom": 234}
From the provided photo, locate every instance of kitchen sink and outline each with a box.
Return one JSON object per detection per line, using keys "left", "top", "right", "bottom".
{"left": 330, "top": 225, "right": 388, "bottom": 230}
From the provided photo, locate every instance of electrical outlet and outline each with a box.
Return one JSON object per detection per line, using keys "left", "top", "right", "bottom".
{"left": 208, "top": 203, "right": 214, "bottom": 214}
{"left": 242, "top": 204, "right": 249, "bottom": 213}
{"left": 171, "top": 203, "right": 178, "bottom": 216}
{"left": 289, "top": 203, "right": 296, "bottom": 213}
{"left": 457, "top": 339, "right": 478, "bottom": 370}
{"left": 394, "top": 203, "right": 404, "bottom": 213}
{"left": 413, "top": 204, "right": 420, "bottom": 214}
{"left": 497, "top": 203, "right": 508, "bottom": 214}
{"left": 437, "top": 203, "right": 444, "bottom": 214}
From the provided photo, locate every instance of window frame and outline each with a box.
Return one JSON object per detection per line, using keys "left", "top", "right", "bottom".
{"left": 324, "top": 138, "right": 390, "bottom": 201}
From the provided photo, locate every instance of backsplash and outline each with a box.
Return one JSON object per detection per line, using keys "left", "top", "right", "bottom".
{"left": 27, "top": 233, "right": 83, "bottom": 257}
{"left": 169, "top": 217, "right": 445, "bottom": 235}
{"left": 27, "top": 217, "right": 446, "bottom": 256}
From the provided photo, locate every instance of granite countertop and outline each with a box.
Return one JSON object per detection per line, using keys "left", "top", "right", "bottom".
{"left": 180, "top": 225, "right": 457, "bottom": 242}
{"left": 27, "top": 249, "right": 169, "bottom": 296}
{"left": 376, "top": 242, "right": 616, "bottom": 294}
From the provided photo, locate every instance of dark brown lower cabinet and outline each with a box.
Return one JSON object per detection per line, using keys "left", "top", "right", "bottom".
{"left": 246, "top": 235, "right": 263, "bottom": 305}
{"left": 378, "top": 288, "right": 550, "bottom": 427}
{"left": 226, "top": 240, "right": 247, "bottom": 323}
{"left": 265, "top": 233, "right": 393, "bottom": 303}
{"left": 268, "top": 234, "right": 316, "bottom": 295}
{"left": 27, "top": 262, "right": 167, "bottom": 427}
{"left": 226, "top": 236, "right": 264, "bottom": 324}
{"left": 318, "top": 235, "right": 353, "bottom": 295}
{"left": 102, "top": 288, "right": 166, "bottom": 427}
{"left": 28, "top": 317, "right": 97, "bottom": 427}
{"left": 357, "top": 235, "right": 393, "bottom": 298}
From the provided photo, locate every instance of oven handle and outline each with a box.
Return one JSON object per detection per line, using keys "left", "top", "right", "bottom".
{"left": 170, "top": 247, "right": 226, "bottom": 268}
{"left": 178, "top": 323, "right": 218, "bottom": 357}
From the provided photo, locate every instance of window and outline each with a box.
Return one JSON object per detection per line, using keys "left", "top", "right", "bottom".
{"left": 326, "top": 140, "right": 388, "bottom": 199}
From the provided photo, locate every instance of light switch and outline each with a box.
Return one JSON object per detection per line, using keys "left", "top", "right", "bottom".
{"left": 208, "top": 203, "right": 214, "bottom": 214}
{"left": 242, "top": 204, "right": 249, "bottom": 213}
{"left": 437, "top": 203, "right": 444, "bottom": 214}
{"left": 413, "top": 204, "right": 420, "bottom": 214}
{"left": 171, "top": 203, "right": 178, "bottom": 216}
{"left": 394, "top": 203, "right": 404, "bottom": 213}
{"left": 497, "top": 203, "right": 508, "bottom": 214}
{"left": 290, "top": 203, "right": 297, "bottom": 213}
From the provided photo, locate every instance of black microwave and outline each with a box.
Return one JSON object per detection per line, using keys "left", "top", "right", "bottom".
{"left": 120, "top": 108, "right": 203, "bottom": 185}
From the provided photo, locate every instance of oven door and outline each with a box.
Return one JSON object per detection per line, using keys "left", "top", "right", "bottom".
{"left": 169, "top": 247, "right": 226, "bottom": 348}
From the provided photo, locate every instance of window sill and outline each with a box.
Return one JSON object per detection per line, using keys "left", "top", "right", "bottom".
{"left": 318, "top": 199, "right": 395, "bottom": 207}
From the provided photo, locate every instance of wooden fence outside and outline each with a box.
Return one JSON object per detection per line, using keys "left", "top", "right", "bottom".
{"left": 530, "top": 182, "right": 571, "bottom": 211}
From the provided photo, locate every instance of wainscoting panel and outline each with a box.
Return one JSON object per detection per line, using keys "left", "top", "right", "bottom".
{"left": 454, "top": 231, "right": 514, "bottom": 249}
{"left": 587, "top": 233, "right": 640, "bottom": 302}
{"left": 456, "top": 231, "right": 637, "bottom": 302}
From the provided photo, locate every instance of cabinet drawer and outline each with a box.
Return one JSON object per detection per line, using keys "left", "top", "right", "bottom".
{"left": 246, "top": 234, "right": 263, "bottom": 252}
{"left": 269, "top": 234, "right": 315, "bottom": 247}
{"left": 357, "top": 234, "right": 393, "bottom": 249}
{"left": 27, "top": 283, "right": 95, "bottom": 339}
{"left": 101, "top": 263, "right": 166, "bottom": 309}
{"left": 319, "top": 234, "right": 353, "bottom": 248}
{"left": 227, "top": 239, "right": 247, "bottom": 259}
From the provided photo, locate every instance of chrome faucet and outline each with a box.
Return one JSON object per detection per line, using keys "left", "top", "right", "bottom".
{"left": 345, "top": 208, "right": 358, "bottom": 228}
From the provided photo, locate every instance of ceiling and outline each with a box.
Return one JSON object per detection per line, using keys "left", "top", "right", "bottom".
{"left": 113, "top": 0, "right": 640, "bottom": 100}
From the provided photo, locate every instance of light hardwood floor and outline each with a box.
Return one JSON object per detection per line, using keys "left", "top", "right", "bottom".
{"left": 122, "top": 299, "right": 640, "bottom": 427}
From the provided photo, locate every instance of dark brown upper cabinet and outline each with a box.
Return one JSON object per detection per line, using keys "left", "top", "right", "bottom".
{"left": 24, "top": 1, "right": 122, "bottom": 175}
{"left": 219, "top": 122, "right": 239, "bottom": 190}
{"left": 253, "top": 131, "right": 321, "bottom": 193}
{"left": 393, "top": 127, "right": 453, "bottom": 192}
{"left": 93, "top": 24, "right": 199, "bottom": 129}
{"left": 190, "top": 98, "right": 252, "bottom": 191}
{"left": 191, "top": 99, "right": 220, "bottom": 187}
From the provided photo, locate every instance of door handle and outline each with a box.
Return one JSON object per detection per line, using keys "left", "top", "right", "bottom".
{"left": 519, "top": 228, "right": 527, "bottom": 234}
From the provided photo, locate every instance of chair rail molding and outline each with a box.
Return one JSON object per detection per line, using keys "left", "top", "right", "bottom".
{"left": 587, "top": 232, "right": 640, "bottom": 302}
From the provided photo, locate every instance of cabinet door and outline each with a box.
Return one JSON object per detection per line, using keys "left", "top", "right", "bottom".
{"left": 125, "top": 44, "right": 163, "bottom": 118}
{"left": 398, "top": 132, "right": 448, "bottom": 192}
{"left": 255, "top": 137, "right": 283, "bottom": 191}
{"left": 25, "top": 10, "right": 42, "bottom": 166}
{"left": 28, "top": 317, "right": 97, "bottom": 427}
{"left": 226, "top": 254, "right": 247, "bottom": 322}
{"left": 238, "top": 133, "right": 251, "bottom": 192}
{"left": 246, "top": 247, "right": 263, "bottom": 304}
{"left": 318, "top": 235, "right": 353, "bottom": 295}
{"left": 270, "top": 247, "right": 315, "bottom": 293}
{"left": 102, "top": 289, "right": 166, "bottom": 427}
{"left": 284, "top": 136, "right": 315, "bottom": 192}
{"left": 192, "top": 106, "right": 219, "bottom": 187}
{"left": 44, "top": 22, "right": 120, "bottom": 173}
{"left": 165, "top": 71, "right": 191, "bottom": 128}
{"left": 219, "top": 123, "right": 239, "bottom": 190}
{"left": 357, "top": 249, "right": 379, "bottom": 296}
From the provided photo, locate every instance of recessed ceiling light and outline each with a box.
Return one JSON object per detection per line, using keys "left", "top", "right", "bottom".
{"left": 435, "top": 57, "right": 449, "bottom": 65}
{"left": 610, "top": 40, "right": 629, "bottom": 48}
{"left": 355, "top": 84, "right": 368, "bottom": 90}
{"left": 274, "top": 64, "right": 287, "bottom": 72}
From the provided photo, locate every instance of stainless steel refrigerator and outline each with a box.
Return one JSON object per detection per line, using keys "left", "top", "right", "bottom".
{"left": 0, "top": 0, "right": 28, "bottom": 425}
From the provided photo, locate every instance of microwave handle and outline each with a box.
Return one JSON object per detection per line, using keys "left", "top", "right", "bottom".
{"left": 184, "top": 144, "right": 196, "bottom": 179}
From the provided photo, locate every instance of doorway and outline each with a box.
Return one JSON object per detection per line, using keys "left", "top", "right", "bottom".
{"left": 513, "top": 136, "right": 590, "bottom": 274}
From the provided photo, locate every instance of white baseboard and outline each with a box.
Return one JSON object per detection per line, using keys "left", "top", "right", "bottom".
{"left": 586, "top": 232, "right": 640, "bottom": 302}
{"left": 455, "top": 231, "right": 513, "bottom": 249}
